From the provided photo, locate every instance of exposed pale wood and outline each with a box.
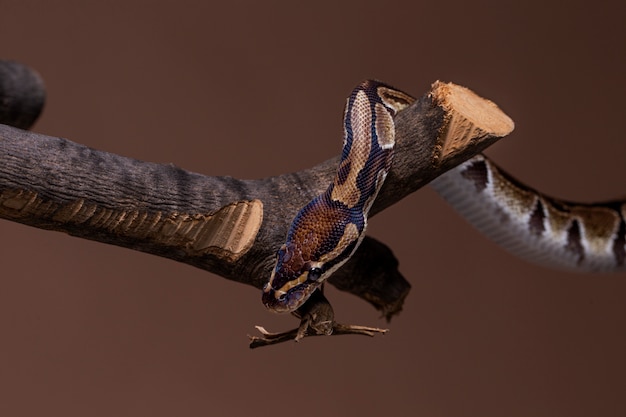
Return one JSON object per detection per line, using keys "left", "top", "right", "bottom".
{"left": 158, "top": 199, "right": 264, "bottom": 262}
{"left": 430, "top": 82, "right": 515, "bottom": 164}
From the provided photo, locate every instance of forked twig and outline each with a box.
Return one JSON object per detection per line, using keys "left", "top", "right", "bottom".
{"left": 249, "top": 289, "right": 388, "bottom": 348}
{"left": 248, "top": 323, "right": 389, "bottom": 349}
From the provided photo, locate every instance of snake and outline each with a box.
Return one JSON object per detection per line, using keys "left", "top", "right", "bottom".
{"left": 262, "top": 80, "right": 626, "bottom": 313}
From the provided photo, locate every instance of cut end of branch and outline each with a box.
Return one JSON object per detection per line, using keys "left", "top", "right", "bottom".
{"left": 430, "top": 81, "right": 515, "bottom": 164}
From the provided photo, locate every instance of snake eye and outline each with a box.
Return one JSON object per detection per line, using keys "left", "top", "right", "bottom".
{"left": 308, "top": 267, "right": 323, "bottom": 281}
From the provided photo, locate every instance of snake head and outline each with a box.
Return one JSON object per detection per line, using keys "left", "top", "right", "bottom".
{"left": 262, "top": 193, "right": 365, "bottom": 313}
{"left": 262, "top": 242, "right": 326, "bottom": 313}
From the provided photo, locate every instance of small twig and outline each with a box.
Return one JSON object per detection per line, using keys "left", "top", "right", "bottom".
{"left": 248, "top": 323, "right": 389, "bottom": 349}
{"left": 249, "top": 289, "right": 388, "bottom": 349}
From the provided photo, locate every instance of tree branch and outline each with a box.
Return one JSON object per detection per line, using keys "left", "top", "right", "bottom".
{"left": 0, "top": 61, "right": 514, "bottom": 318}
{"left": 0, "top": 60, "right": 46, "bottom": 130}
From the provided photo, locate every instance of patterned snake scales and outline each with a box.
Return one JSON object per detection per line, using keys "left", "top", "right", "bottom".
{"left": 262, "top": 80, "right": 626, "bottom": 313}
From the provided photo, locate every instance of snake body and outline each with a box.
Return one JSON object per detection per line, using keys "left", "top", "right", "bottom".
{"left": 430, "top": 155, "right": 626, "bottom": 272}
{"left": 263, "top": 81, "right": 626, "bottom": 313}
{"left": 262, "top": 80, "right": 413, "bottom": 312}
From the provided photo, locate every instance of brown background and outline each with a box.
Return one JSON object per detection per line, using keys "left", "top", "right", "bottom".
{"left": 1, "top": 1, "right": 625, "bottom": 416}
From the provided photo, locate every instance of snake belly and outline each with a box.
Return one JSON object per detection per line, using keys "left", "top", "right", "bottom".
{"left": 262, "top": 80, "right": 414, "bottom": 313}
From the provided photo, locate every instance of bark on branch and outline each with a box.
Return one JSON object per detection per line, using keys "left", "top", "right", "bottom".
{"left": 0, "top": 61, "right": 514, "bottom": 318}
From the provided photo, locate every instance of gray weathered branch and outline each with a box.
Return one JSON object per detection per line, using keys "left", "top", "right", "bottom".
{"left": 0, "top": 60, "right": 514, "bottom": 318}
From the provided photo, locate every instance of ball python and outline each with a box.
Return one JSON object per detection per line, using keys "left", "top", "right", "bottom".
{"left": 262, "top": 80, "right": 626, "bottom": 313}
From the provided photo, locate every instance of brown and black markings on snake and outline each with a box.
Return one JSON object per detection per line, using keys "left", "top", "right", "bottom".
{"left": 528, "top": 199, "right": 546, "bottom": 236}
{"left": 433, "top": 153, "right": 626, "bottom": 271}
{"left": 460, "top": 157, "right": 489, "bottom": 192}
